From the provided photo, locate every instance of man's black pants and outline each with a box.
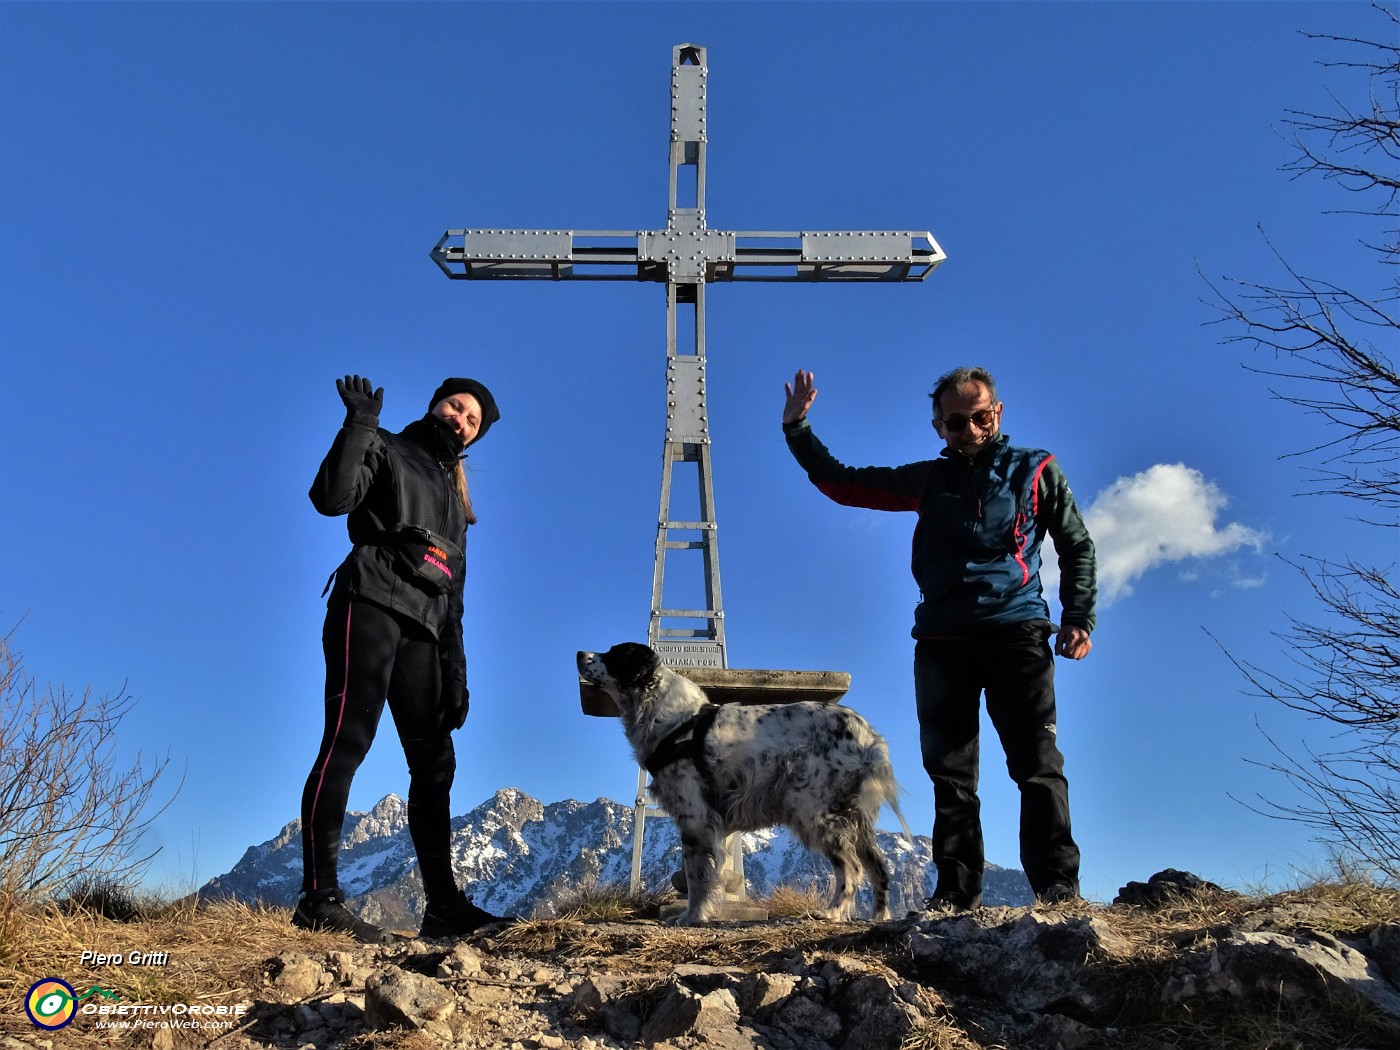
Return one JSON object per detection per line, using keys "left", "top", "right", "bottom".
{"left": 300, "top": 595, "right": 458, "bottom": 903}
{"left": 914, "top": 620, "right": 1080, "bottom": 903}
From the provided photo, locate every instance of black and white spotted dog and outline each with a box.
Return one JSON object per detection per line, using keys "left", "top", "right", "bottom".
{"left": 577, "top": 642, "right": 910, "bottom": 925}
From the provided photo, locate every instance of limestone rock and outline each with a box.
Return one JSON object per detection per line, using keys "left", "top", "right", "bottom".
{"left": 265, "top": 951, "right": 328, "bottom": 999}
{"left": 1365, "top": 923, "right": 1400, "bottom": 986}
{"left": 1164, "top": 928, "right": 1400, "bottom": 1020}
{"left": 775, "top": 992, "right": 842, "bottom": 1042}
{"left": 638, "top": 980, "right": 741, "bottom": 1043}
{"left": 907, "top": 909, "right": 1130, "bottom": 1024}
{"left": 364, "top": 966, "right": 457, "bottom": 1030}
{"left": 739, "top": 970, "right": 800, "bottom": 1015}
{"left": 570, "top": 973, "right": 633, "bottom": 1017}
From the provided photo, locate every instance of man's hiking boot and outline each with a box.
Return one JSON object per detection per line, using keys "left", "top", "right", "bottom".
{"left": 916, "top": 892, "right": 981, "bottom": 916}
{"left": 292, "top": 889, "right": 395, "bottom": 944}
{"left": 1035, "top": 882, "right": 1080, "bottom": 906}
{"left": 419, "top": 892, "right": 510, "bottom": 939}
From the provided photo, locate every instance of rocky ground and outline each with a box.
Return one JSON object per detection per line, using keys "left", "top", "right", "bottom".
{"left": 4, "top": 877, "right": 1399, "bottom": 1049}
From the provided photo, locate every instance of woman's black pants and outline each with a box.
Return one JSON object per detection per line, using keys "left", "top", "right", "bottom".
{"left": 300, "top": 595, "right": 459, "bottom": 904}
{"left": 914, "top": 620, "right": 1080, "bottom": 903}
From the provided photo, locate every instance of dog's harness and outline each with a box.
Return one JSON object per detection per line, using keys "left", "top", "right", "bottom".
{"left": 643, "top": 703, "right": 722, "bottom": 787}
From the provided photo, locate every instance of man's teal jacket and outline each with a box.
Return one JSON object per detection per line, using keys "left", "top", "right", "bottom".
{"left": 785, "top": 420, "right": 1097, "bottom": 638}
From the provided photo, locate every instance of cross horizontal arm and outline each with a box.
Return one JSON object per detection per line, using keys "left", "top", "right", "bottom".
{"left": 431, "top": 228, "right": 946, "bottom": 282}
{"left": 728, "top": 230, "right": 946, "bottom": 282}
{"left": 432, "top": 229, "right": 649, "bottom": 281}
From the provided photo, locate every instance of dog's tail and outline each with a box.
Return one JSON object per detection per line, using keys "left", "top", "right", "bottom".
{"left": 862, "top": 740, "right": 915, "bottom": 847}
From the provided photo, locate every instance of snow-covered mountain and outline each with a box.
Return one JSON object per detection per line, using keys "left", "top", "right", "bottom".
{"left": 200, "top": 788, "right": 1032, "bottom": 924}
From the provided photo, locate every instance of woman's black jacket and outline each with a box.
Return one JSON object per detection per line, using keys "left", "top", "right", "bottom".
{"left": 310, "top": 413, "right": 468, "bottom": 675}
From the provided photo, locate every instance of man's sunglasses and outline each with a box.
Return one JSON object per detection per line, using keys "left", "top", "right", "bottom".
{"left": 936, "top": 407, "right": 998, "bottom": 433}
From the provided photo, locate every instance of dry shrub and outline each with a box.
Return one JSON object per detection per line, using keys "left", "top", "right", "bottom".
{"left": 764, "top": 883, "right": 829, "bottom": 919}
{"left": 57, "top": 875, "right": 149, "bottom": 923}
{"left": 0, "top": 633, "right": 178, "bottom": 910}
{"left": 538, "top": 880, "right": 669, "bottom": 921}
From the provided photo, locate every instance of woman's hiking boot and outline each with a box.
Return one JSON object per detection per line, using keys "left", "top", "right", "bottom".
{"left": 292, "top": 889, "right": 396, "bottom": 944}
{"left": 419, "top": 892, "right": 510, "bottom": 939}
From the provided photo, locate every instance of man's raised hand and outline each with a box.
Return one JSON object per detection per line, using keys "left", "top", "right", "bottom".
{"left": 783, "top": 369, "right": 818, "bottom": 425}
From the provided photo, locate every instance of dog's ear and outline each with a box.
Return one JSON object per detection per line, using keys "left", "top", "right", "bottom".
{"left": 604, "top": 642, "right": 660, "bottom": 689}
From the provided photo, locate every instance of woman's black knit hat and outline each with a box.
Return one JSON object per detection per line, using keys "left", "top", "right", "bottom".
{"left": 429, "top": 378, "right": 500, "bottom": 445}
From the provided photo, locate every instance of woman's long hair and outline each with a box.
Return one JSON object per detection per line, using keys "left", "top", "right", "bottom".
{"left": 452, "top": 460, "right": 476, "bottom": 525}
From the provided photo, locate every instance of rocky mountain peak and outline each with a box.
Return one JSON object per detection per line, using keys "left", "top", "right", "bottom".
{"left": 200, "top": 789, "right": 1032, "bottom": 925}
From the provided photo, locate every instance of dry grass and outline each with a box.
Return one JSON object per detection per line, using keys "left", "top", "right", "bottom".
{"left": 1104, "top": 876, "right": 1400, "bottom": 964}
{"left": 495, "top": 909, "right": 900, "bottom": 980}
{"left": 536, "top": 880, "right": 671, "bottom": 922}
{"left": 899, "top": 1013, "right": 988, "bottom": 1050}
{"left": 1148, "top": 970, "right": 1400, "bottom": 1050}
{"left": 763, "top": 882, "right": 829, "bottom": 919}
{"left": 1266, "top": 873, "right": 1400, "bottom": 929}
{"left": 490, "top": 916, "right": 618, "bottom": 960}
{"left": 0, "top": 891, "right": 344, "bottom": 1043}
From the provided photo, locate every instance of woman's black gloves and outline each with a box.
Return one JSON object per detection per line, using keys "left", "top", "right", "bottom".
{"left": 441, "top": 665, "right": 469, "bottom": 731}
{"left": 337, "top": 374, "right": 383, "bottom": 427}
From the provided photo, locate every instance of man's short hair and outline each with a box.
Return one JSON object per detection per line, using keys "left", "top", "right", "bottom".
{"left": 930, "top": 367, "right": 998, "bottom": 417}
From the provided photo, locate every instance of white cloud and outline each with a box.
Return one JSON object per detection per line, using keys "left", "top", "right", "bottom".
{"left": 1048, "top": 463, "right": 1267, "bottom": 606}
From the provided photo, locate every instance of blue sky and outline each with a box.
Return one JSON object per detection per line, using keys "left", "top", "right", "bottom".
{"left": 2, "top": 0, "right": 1393, "bottom": 905}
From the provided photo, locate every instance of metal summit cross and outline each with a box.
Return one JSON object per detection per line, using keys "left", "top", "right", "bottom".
{"left": 433, "top": 43, "right": 944, "bottom": 901}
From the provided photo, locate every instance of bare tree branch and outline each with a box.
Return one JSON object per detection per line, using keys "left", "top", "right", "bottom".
{"left": 1208, "top": 4, "right": 1400, "bottom": 883}
{"left": 0, "top": 632, "right": 181, "bottom": 900}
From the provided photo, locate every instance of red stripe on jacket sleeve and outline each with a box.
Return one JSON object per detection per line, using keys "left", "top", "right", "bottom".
{"left": 814, "top": 479, "right": 921, "bottom": 512}
{"left": 1029, "top": 454, "right": 1055, "bottom": 516}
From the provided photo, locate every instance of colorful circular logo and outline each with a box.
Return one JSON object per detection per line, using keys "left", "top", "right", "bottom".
{"left": 26, "top": 978, "right": 77, "bottom": 1030}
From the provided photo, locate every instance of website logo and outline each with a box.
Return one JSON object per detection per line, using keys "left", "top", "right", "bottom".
{"left": 25, "top": 978, "right": 77, "bottom": 1030}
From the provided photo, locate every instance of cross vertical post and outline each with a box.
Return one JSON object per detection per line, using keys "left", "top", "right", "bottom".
{"left": 640, "top": 44, "right": 736, "bottom": 897}
{"left": 651, "top": 44, "right": 725, "bottom": 671}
